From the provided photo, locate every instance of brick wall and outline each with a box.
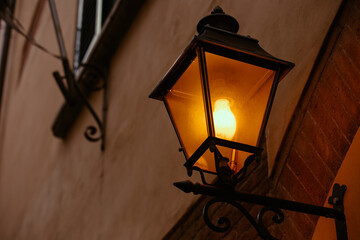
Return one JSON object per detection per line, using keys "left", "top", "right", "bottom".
{"left": 163, "top": 0, "right": 360, "bottom": 239}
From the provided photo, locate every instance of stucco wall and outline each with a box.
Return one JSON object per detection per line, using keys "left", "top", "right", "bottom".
{"left": 0, "top": 0, "right": 341, "bottom": 239}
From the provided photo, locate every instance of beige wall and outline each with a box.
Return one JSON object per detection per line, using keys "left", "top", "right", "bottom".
{"left": 312, "top": 127, "right": 360, "bottom": 239}
{"left": 0, "top": 0, "right": 341, "bottom": 239}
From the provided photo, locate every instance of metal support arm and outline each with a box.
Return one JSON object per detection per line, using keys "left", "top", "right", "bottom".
{"left": 174, "top": 181, "right": 347, "bottom": 239}
{"left": 49, "top": 0, "right": 107, "bottom": 151}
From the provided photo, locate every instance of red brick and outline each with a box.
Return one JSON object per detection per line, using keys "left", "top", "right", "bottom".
{"left": 276, "top": 182, "right": 318, "bottom": 225}
{"left": 307, "top": 89, "right": 351, "bottom": 159}
{"left": 278, "top": 164, "right": 315, "bottom": 205}
{"left": 331, "top": 45, "right": 360, "bottom": 102}
{"left": 339, "top": 24, "right": 360, "bottom": 72}
{"left": 275, "top": 184, "right": 317, "bottom": 239}
{"left": 268, "top": 188, "right": 308, "bottom": 239}
{"left": 293, "top": 131, "right": 335, "bottom": 190}
{"left": 266, "top": 224, "right": 284, "bottom": 240}
{"left": 280, "top": 211, "right": 315, "bottom": 240}
{"left": 300, "top": 112, "right": 342, "bottom": 174}
{"left": 324, "top": 64, "right": 360, "bottom": 124}
{"left": 228, "top": 208, "right": 253, "bottom": 238}
{"left": 195, "top": 226, "right": 216, "bottom": 240}
{"left": 204, "top": 229, "right": 225, "bottom": 240}
{"left": 285, "top": 212, "right": 315, "bottom": 240}
{"left": 323, "top": 61, "right": 360, "bottom": 123}
{"left": 235, "top": 162, "right": 268, "bottom": 192}
{"left": 346, "top": 2, "right": 360, "bottom": 41}
{"left": 225, "top": 219, "right": 252, "bottom": 240}
{"left": 286, "top": 150, "right": 327, "bottom": 205}
{"left": 281, "top": 210, "right": 315, "bottom": 239}
{"left": 281, "top": 223, "right": 304, "bottom": 240}
{"left": 239, "top": 225, "right": 261, "bottom": 240}
{"left": 314, "top": 79, "right": 359, "bottom": 144}
{"left": 235, "top": 155, "right": 268, "bottom": 185}
{"left": 222, "top": 230, "right": 240, "bottom": 240}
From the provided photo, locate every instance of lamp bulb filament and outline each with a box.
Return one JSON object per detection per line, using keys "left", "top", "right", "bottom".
{"left": 213, "top": 99, "right": 236, "bottom": 140}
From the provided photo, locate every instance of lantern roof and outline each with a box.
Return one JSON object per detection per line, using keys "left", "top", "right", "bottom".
{"left": 149, "top": 25, "right": 294, "bottom": 100}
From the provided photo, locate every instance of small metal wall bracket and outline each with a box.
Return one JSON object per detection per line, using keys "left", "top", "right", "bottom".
{"left": 49, "top": 0, "right": 107, "bottom": 151}
{"left": 328, "top": 184, "right": 348, "bottom": 240}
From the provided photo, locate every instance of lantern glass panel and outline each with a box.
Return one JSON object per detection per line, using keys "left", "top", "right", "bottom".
{"left": 194, "top": 149, "right": 216, "bottom": 173}
{"left": 164, "top": 56, "right": 208, "bottom": 159}
{"left": 205, "top": 52, "right": 276, "bottom": 169}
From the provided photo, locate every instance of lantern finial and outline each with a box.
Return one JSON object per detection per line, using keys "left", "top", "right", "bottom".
{"left": 197, "top": 6, "right": 239, "bottom": 34}
{"left": 211, "top": 6, "right": 224, "bottom": 14}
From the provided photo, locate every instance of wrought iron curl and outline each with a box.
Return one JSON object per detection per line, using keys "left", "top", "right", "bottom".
{"left": 203, "top": 198, "right": 263, "bottom": 234}
{"left": 203, "top": 198, "right": 283, "bottom": 239}
{"left": 203, "top": 198, "right": 232, "bottom": 232}
{"left": 84, "top": 125, "right": 103, "bottom": 142}
{"left": 257, "top": 206, "right": 284, "bottom": 228}
{"left": 74, "top": 74, "right": 104, "bottom": 144}
{"left": 73, "top": 64, "right": 107, "bottom": 150}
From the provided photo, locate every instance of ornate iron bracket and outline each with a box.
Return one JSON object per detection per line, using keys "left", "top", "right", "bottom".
{"left": 174, "top": 181, "right": 347, "bottom": 239}
{"left": 49, "top": 0, "right": 107, "bottom": 151}
{"left": 203, "top": 198, "right": 284, "bottom": 239}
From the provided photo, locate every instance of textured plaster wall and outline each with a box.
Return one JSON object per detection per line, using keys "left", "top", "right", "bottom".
{"left": 0, "top": 0, "right": 341, "bottom": 239}
{"left": 312, "top": 127, "right": 360, "bottom": 239}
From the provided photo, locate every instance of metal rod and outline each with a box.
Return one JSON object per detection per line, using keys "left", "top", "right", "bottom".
{"left": 48, "top": 0, "right": 75, "bottom": 104}
{"left": 52, "top": 71, "right": 70, "bottom": 102}
{"left": 330, "top": 183, "right": 348, "bottom": 240}
{"left": 174, "top": 181, "right": 344, "bottom": 219}
{"left": 48, "top": 0, "right": 67, "bottom": 58}
{"left": 101, "top": 68, "right": 108, "bottom": 151}
{"left": 0, "top": 0, "right": 16, "bottom": 119}
{"left": 197, "top": 47, "right": 215, "bottom": 137}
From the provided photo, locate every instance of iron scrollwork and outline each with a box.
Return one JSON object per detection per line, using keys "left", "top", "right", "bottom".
{"left": 174, "top": 180, "right": 347, "bottom": 240}
{"left": 52, "top": 60, "right": 107, "bottom": 151}
{"left": 203, "top": 198, "right": 284, "bottom": 239}
{"left": 77, "top": 64, "right": 107, "bottom": 151}
{"left": 197, "top": 149, "right": 286, "bottom": 239}
{"left": 49, "top": 0, "right": 107, "bottom": 151}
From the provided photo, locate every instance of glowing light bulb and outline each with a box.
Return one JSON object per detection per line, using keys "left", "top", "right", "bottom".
{"left": 213, "top": 99, "right": 236, "bottom": 140}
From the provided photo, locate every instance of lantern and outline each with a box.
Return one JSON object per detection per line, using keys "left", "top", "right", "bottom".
{"left": 150, "top": 7, "right": 294, "bottom": 185}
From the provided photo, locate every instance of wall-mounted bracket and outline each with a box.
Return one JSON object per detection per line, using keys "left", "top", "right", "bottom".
{"left": 48, "top": 0, "right": 146, "bottom": 151}
{"left": 174, "top": 181, "right": 347, "bottom": 240}
{"left": 49, "top": 0, "right": 107, "bottom": 151}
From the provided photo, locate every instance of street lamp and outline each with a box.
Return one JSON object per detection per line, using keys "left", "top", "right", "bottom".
{"left": 150, "top": 6, "right": 294, "bottom": 186}
{"left": 150, "top": 6, "right": 347, "bottom": 240}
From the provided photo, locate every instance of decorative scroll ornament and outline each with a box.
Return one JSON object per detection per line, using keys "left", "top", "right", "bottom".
{"left": 174, "top": 180, "right": 348, "bottom": 239}
{"left": 49, "top": 0, "right": 107, "bottom": 151}
{"left": 203, "top": 198, "right": 284, "bottom": 239}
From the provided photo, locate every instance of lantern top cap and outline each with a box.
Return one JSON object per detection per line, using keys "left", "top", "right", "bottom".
{"left": 197, "top": 6, "right": 239, "bottom": 34}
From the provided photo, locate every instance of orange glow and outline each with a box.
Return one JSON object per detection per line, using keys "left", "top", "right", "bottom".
{"left": 213, "top": 99, "right": 236, "bottom": 140}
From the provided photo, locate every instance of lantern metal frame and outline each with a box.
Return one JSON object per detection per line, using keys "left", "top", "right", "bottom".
{"left": 150, "top": 6, "right": 348, "bottom": 239}
{"left": 150, "top": 6, "right": 294, "bottom": 185}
